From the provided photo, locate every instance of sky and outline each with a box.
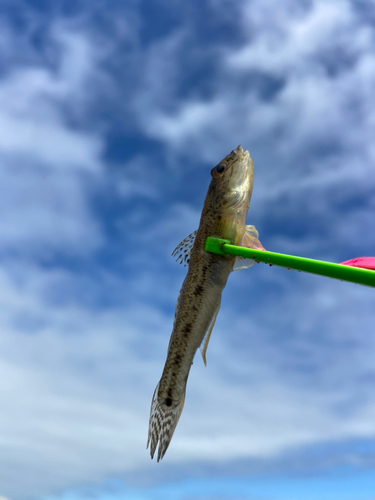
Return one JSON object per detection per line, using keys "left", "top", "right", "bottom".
{"left": 0, "top": 0, "right": 375, "bottom": 499}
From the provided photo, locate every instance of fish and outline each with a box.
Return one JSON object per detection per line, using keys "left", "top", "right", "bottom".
{"left": 147, "top": 145, "right": 264, "bottom": 461}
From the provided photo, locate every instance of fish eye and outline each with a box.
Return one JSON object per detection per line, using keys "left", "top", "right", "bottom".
{"left": 210, "top": 163, "right": 226, "bottom": 177}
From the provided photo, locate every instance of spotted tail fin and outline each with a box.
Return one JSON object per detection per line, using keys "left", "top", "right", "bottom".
{"left": 147, "top": 382, "right": 185, "bottom": 461}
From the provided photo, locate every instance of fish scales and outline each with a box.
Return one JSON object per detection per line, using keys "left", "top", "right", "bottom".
{"left": 147, "top": 145, "right": 264, "bottom": 461}
{"left": 160, "top": 236, "right": 231, "bottom": 397}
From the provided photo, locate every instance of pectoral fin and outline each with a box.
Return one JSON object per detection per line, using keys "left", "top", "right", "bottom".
{"left": 200, "top": 297, "right": 221, "bottom": 366}
{"left": 242, "top": 225, "right": 265, "bottom": 250}
{"left": 234, "top": 225, "right": 265, "bottom": 271}
{"left": 172, "top": 231, "right": 197, "bottom": 266}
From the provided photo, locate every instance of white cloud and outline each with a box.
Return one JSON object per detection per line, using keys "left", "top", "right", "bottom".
{"left": 229, "top": 0, "right": 362, "bottom": 74}
{"left": 0, "top": 158, "right": 103, "bottom": 255}
{"left": 0, "top": 22, "right": 107, "bottom": 256}
{"left": 133, "top": 0, "right": 375, "bottom": 180}
{"left": 0, "top": 111, "right": 101, "bottom": 170}
{"left": 0, "top": 262, "right": 169, "bottom": 498}
{"left": 112, "top": 155, "right": 163, "bottom": 200}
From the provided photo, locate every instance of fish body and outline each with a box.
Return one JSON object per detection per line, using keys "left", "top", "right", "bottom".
{"left": 147, "top": 145, "right": 263, "bottom": 461}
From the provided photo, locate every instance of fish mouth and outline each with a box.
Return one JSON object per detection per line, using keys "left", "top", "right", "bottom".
{"left": 232, "top": 145, "right": 252, "bottom": 179}
{"left": 234, "top": 144, "right": 249, "bottom": 159}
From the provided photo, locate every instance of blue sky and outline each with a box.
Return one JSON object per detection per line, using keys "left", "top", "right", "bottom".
{"left": 0, "top": 0, "right": 375, "bottom": 499}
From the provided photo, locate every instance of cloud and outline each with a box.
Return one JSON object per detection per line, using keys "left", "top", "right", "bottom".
{"left": 0, "top": 21, "right": 107, "bottom": 256}
{"left": 0, "top": 260, "right": 171, "bottom": 498}
{"left": 132, "top": 0, "right": 375, "bottom": 186}
{"left": 228, "top": 0, "right": 365, "bottom": 74}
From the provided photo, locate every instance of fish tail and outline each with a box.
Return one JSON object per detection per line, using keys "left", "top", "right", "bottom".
{"left": 147, "top": 382, "right": 185, "bottom": 461}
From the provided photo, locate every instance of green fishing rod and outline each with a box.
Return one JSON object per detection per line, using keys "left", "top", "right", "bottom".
{"left": 204, "top": 237, "right": 375, "bottom": 288}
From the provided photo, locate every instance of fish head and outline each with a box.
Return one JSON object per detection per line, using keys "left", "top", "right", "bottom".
{"left": 209, "top": 145, "right": 254, "bottom": 218}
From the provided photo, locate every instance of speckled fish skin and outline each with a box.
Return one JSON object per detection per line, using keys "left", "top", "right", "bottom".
{"left": 147, "top": 145, "right": 255, "bottom": 461}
